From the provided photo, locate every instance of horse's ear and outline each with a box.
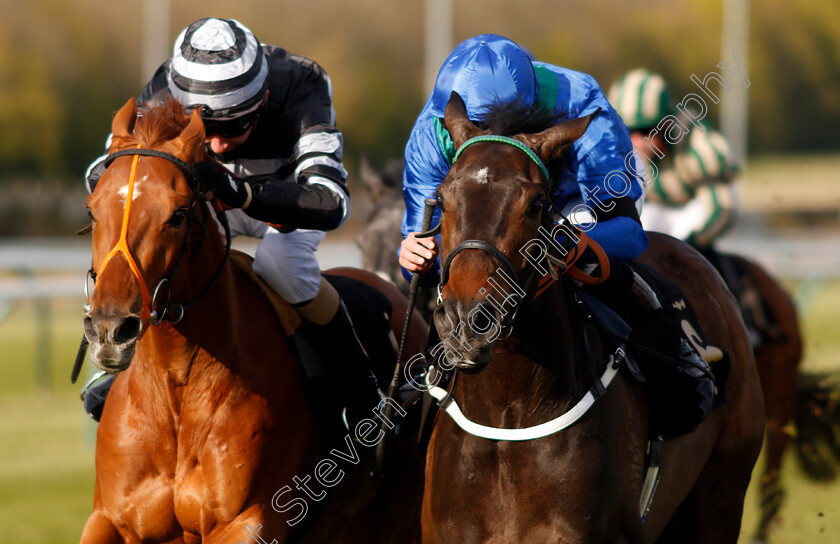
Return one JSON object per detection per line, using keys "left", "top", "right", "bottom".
{"left": 521, "top": 107, "right": 602, "bottom": 161}
{"left": 444, "top": 92, "right": 481, "bottom": 149}
{"left": 173, "top": 108, "right": 206, "bottom": 162}
{"left": 111, "top": 99, "right": 138, "bottom": 139}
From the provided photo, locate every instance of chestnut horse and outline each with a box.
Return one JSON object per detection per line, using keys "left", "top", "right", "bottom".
{"left": 420, "top": 93, "right": 764, "bottom": 543}
{"left": 80, "top": 99, "right": 425, "bottom": 543}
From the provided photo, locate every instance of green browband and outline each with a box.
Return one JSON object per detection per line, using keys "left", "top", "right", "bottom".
{"left": 452, "top": 135, "right": 552, "bottom": 187}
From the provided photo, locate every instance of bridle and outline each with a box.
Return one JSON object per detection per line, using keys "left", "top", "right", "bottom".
{"left": 432, "top": 134, "right": 608, "bottom": 338}
{"left": 85, "top": 146, "right": 231, "bottom": 335}
{"left": 422, "top": 133, "right": 624, "bottom": 444}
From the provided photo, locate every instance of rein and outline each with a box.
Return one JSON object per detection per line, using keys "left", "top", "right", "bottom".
{"left": 88, "top": 147, "right": 231, "bottom": 333}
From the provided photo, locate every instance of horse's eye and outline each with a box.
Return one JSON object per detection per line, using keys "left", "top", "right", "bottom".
{"left": 169, "top": 208, "right": 188, "bottom": 228}
{"left": 435, "top": 194, "right": 445, "bottom": 212}
{"left": 87, "top": 208, "right": 95, "bottom": 222}
{"left": 527, "top": 199, "right": 544, "bottom": 218}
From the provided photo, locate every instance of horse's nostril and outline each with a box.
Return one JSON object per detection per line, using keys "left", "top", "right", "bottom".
{"left": 83, "top": 315, "right": 96, "bottom": 341}
{"left": 114, "top": 317, "right": 142, "bottom": 344}
{"left": 433, "top": 302, "right": 457, "bottom": 331}
{"left": 471, "top": 305, "right": 494, "bottom": 331}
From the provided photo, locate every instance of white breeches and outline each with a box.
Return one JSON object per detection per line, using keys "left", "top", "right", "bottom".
{"left": 641, "top": 183, "right": 736, "bottom": 247}
{"left": 225, "top": 209, "right": 325, "bottom": 305}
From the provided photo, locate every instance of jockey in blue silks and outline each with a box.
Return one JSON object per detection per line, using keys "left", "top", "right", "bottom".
{"left": 399, "top": 35, "right": 715, "bottom": 431}
{"left": 399, "top": 34, "right": 649, "bottom": 288}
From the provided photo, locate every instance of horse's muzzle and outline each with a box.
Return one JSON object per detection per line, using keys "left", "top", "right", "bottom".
{"left": 433, "top": 300, "right": 502, "bottom": 370}
{"left": 83, "top": 311, "right": 142, "bottom": 372}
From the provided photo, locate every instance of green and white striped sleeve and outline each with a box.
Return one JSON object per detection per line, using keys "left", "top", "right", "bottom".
{"left": 687, "top": 182, "right": 738, "bottom": 249}
{"left": 648, "top": 127, "right": 737, "bottom": 205}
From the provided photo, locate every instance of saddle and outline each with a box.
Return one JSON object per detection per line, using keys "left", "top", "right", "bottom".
{"left": 229, "top": 250, "right": 301, "bottom": 336}
{"left": 322, "top": 273, "right": 396, "bottom": 387}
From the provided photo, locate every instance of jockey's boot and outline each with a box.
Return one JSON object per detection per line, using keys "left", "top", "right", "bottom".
{"left": 81, "top": 372, "right": 114, "bottom": 422}
{"left": 300, "top": 299, "right": 384, "bottom": 432}
{"left": 625, "top": 264, "right": 715, "bottom": 416}
{"left": 586, "top": 259, "right": 716, "bottom": 435}
{"left": 590, "top": 259, "right": 711, "bottom": 371}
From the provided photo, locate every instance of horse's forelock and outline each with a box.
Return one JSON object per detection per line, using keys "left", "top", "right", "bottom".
{"left": 478, "top": 100, "right": 560, "bottom": 137}
{"left": 131, "top": 98, "right": 192, "bottom": 148}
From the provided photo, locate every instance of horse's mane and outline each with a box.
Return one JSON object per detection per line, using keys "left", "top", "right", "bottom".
{"left": 477, "top": 99, "right": 560, "bottom": 137}
{"left": 115, "top": 97, "right": 192, "bottom": 149}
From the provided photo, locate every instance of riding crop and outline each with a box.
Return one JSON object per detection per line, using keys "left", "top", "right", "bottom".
{"left": 373, "top": 197, "right": 436, "bottom": 475}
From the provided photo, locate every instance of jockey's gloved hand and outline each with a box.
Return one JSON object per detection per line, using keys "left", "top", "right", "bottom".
{"left": 195, "top": 160, "right": 252, "bottom": 209}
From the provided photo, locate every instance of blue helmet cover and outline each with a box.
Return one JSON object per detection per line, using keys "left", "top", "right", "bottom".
{"left": 430, "top": 34, "right": 537, "bottom": 121}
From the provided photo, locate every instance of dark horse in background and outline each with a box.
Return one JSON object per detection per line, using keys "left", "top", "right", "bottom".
{"left": 356, "top": 142, "right": 840, "bottom": 544}
{"left": 356, "top": 155, "right": 435, "bottom": 323}
{"left": 419, "top": 92, "right": 764, "bottom": 542}
{"left": 80, "top": 98, "right": 426, "bottom": 543}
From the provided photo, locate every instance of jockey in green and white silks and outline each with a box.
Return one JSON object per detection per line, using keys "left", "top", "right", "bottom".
{"left": 607, "top": 69, "right": 739, "bottom": 250}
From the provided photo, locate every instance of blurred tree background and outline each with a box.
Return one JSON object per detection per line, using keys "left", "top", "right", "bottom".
{"left": 1, "top": 0, "right": 838, "bottom": 234}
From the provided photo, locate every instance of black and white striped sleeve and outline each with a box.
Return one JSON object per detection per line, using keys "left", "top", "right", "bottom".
{"left": 293, "top": 124, "right": 348, "bottom": 223}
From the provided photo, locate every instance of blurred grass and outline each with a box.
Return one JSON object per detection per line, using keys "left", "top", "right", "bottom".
{"left": 0, "top": 282, "right": 839, "bottom": 542}
{"left": 743, "top": 154, "right": 840, "bottom": 214}
{"left": 0, "top": 298, "right": 96, "bottom": 542}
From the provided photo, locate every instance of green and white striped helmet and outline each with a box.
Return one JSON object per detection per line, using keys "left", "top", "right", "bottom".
{"left": 607, "top": 69, "right": 671, "bottom": 130}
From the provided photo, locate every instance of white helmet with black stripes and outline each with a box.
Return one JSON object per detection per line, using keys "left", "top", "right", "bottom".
{"left": 167, "top": 18, "right": 268, "bottom": 122}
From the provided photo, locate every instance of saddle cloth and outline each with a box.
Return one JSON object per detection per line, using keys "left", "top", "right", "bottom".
{"left": 323, "top": 274, "right": 395, "bottom": 386}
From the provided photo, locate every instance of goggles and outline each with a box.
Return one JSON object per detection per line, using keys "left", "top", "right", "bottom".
{"left": 202, "top": 108, "right": 261, "bottom": 138}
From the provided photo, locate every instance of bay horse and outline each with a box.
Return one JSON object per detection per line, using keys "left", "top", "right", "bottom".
{"left": 80, "top": 98, "right": 426, "bottom": 543}
{"left": 354, "top": 131, "right": 840, "bottom": 544}
{"left": 421, "top": 93, "right": 765, "bottom": 543}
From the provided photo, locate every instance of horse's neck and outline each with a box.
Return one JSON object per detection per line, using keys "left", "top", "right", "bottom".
{"left": 136, "top": 219, "right": 239, "bottom": 385}
{"left": 456, "top": 285, "right": 588, "bottom": 426}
